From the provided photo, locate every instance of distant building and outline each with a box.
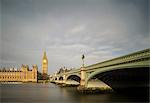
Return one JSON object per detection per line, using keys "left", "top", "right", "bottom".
{"left": 0, "top": 64, "right": 38, "bottom": 82}
{"left": 57, "top": 67, "right": 72, "bottom": 74}
{"left": 42, "top": 51, "right": 48, "bottom": 79}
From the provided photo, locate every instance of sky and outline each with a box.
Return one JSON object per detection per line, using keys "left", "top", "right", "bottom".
{"left": 0, "top": 0, "right": 149, "bottom": 74}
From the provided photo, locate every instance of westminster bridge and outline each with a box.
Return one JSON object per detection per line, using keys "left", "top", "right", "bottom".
{"left": 50, "top": 49, "right": 150, "bottom": 93}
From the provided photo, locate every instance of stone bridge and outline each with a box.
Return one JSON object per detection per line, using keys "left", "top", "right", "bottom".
{"left": 51, "top": 49, "right": 150, "bottom": 93}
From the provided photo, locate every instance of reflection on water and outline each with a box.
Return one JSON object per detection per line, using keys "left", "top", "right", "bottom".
{"left": 0, "top": 83, "right": 148, "bottom": 103}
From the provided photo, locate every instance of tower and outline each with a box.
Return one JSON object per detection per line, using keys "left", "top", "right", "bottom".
{"left": 42, "top": 51, "right": 48, "bottom": 79}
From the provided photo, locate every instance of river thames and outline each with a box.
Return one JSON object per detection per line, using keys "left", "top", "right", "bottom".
{"left": 0, "top": 83, "right": 148, "bottom": 103}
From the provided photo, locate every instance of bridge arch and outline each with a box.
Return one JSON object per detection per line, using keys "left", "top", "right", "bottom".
{"left": 86, "top": 65, "right": 149, "bottom": 92}
{"left": 86, "top": 64, "right": 149, "bottom": 82}
{"left": 55, "top": 78, "right": 57, "bottom": 80}
{"left": 59, "top": 76, "right": 63, "bottom": 80}
{"left": 66, "top": 74, "right": 81, "bottom": 83}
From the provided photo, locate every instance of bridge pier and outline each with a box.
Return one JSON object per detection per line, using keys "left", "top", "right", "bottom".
{"left": 80, "top": 67, "right": 86, "bottom": 86}
{"left": 62, "top": 74, "right": 66, "bottom": 84}
{"left": 77, "top": 66, "right": 88, "bottom": 91}
{"left": 61, "top": 75, "right": 68, "bottom": 86}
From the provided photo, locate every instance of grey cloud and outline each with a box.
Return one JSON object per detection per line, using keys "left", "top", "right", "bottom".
{"left": 1, "top": 0, "right": 149, "bottom": 73}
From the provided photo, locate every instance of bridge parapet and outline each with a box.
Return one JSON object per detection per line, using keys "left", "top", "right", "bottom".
{"left": 85, "top": 49, "right": 150, "bottom": 70}
{"left": 66, "top": 69, "right": 80, "bottom": 74}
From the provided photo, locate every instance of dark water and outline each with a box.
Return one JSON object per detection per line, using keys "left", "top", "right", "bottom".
{"left": 0, "top": 83, "right": 148, "bottom": 103}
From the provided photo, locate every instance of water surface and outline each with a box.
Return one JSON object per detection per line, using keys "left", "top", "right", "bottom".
{"left": 0, "top": 83, "right": 148, "bottom": 103}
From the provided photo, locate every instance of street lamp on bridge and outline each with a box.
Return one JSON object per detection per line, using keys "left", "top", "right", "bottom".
{"left": 82, "top": 54, "right": 85, "bottom": 67}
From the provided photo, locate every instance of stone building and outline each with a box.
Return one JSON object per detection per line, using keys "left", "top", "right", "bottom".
{"left": 57, "top": 67, "right": 72, "bottom": 74}
{"left": 0, "top": 64, "right": 38, "bottom": 82}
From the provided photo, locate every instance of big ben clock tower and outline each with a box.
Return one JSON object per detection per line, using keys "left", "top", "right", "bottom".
{"left": 42, "top": 51, "right": 48, "bottom": 79}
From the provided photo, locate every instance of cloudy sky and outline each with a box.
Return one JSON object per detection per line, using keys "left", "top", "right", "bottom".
{"left": 0, "top": 0, "right": 149, "bottom": 74}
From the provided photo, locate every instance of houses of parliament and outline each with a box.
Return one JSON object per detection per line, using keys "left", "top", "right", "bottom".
{"left": 0, "top": 51, "right": 48, "bottom": 82}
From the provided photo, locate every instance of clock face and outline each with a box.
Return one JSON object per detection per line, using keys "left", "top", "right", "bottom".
{"left": 43, "top": 59, "right": 47, "bottom": 63}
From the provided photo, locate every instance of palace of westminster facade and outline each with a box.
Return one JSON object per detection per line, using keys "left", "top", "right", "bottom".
{"left": 0, "top": 51, "right": 48, "bottom": 82}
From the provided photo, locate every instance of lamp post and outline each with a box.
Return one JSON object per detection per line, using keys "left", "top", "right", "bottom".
{"left": 80, "top": 54, "right": 86, "bottom": 87}
{"left": 82, "top": 54, "right": 85, "bottom": 67}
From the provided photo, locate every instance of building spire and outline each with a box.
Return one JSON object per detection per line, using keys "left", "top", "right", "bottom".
{"left": 43, "top": 50, "right": 47, "bottom": 60}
